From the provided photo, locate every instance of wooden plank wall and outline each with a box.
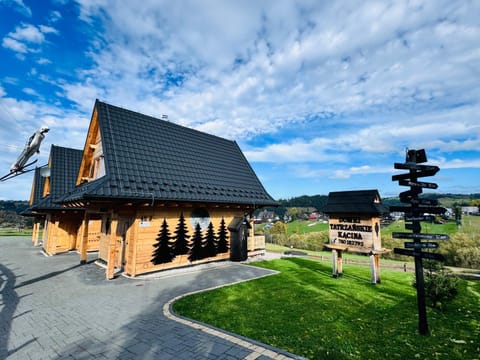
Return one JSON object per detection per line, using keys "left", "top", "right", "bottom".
{"left": 123, "top": 206, "right": 243, "bottom": 277}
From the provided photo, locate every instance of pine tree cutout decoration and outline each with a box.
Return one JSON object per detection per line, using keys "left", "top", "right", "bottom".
{"left": 189, "top": 223, "right": 205, "bottom": 262}
{"left": 152, "top": 218, "right": 175, "bottom": 264}
{"left": 204, "top": 221, "right": 217, "bottom": 258}
{"left": 216, "top": 217, "right": 229, "bottom": 254}
{"left": 173, "top": 212, "right": 190, "bottom": 255}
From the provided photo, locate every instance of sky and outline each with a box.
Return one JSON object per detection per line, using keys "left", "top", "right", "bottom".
{"left": 0, "top": 0, "right": 479, "bottom": 201}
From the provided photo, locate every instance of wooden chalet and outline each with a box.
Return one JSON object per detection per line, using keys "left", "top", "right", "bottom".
{"left": 323, "top": 189, "right": 389, "bottom": 283}
{"left": 61, "top": 100, "right": 278, "bottom": 279}
{"left": 21, "top": 166, "right": 47, "bottom": 246}
{"left": 26, "top": 145, "right": 101, "bottom": 255}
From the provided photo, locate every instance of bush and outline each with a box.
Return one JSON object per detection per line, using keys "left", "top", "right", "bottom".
{"left": 286, "top": 232, "right": 329, "bottom": 251}
{"left": 265, "top": 230, "right": 328, "bottom": 252}
{"left": 440, "top": 232, "right": 480, "bottom": 269}
{"left": 417, "top": 261, "right": 459, "bottom": 310}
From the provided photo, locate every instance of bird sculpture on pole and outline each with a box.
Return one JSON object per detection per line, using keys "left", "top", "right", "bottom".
{"left": 1, "top": 126, "right": 49, "bottom": 181}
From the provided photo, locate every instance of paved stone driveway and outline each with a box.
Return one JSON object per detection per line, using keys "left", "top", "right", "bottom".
{"left": 0, "top": 237, "right": 303, "bottom": 360}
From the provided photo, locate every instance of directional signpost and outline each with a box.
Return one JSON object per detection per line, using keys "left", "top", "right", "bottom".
{"left": 390, "top": 148, "right": 449, "bottom": 335}
{"left": 404, "top": 242, "right": 439, "bottom": 250}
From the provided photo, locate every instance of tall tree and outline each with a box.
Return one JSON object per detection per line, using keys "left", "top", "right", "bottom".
{"left": 216, "top": 217, "right": 229, "bottom": 254}
{"left": 151, "top": 218, "right": 175, "bottom": 264}
{"left": 204, "top": 221, "right": 217, "bottom": 258}
{"left": 189, "top": 223, "right": 205, "bottom": 261}
{"left": 174, "top": 212, "right": 190, "bottom": 255}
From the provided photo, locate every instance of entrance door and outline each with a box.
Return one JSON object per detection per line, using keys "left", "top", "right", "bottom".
{"left": 115, "top": 218, "right": 131, "bottom": 271}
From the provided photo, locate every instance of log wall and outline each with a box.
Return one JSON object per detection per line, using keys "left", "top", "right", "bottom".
{"left": 43, "top": 213, "right": 100, "bottom": 255}
{"left": 114, "top": 206, "right": 244, "bottom": 277}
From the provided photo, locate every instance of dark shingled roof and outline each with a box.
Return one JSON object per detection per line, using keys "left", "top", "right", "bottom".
{"left": 33, "top": 145, "right": 83, "bottom": 211}
{"left": 63, "top": 100, "right": 278, "bottom": 207}
{"left": 323, "top": 190, "right": 388, "bottom": 215}
{"left": 21, "top": 166, "right": 47, "bottom": 216}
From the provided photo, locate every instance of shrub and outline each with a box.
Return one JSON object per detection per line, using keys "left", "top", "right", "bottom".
{"left": 440, "top": 232, "right": 480, "bottom": 269}
{"left": 416, "top": 261, "right": 459, "bottom": 310}
{"left": 287, "top": 232, "right": 328, "bottom": 251}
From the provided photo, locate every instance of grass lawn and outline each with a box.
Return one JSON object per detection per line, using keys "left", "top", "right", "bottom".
{"left": 285, "top": 220, "right": 329, "bottom": 235}
{"left": 174, "top": 257, "right": 480, "bottom": 359}
{"left": 0, "top": 227, "right": 33, "bottom": 236}
{"left": 382, "top": 220, "right": 459, "bottom": 237}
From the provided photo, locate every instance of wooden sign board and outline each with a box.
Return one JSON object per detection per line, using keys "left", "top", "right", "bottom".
{"left": 329, "top": 215, "right": 381, "bottom": 251}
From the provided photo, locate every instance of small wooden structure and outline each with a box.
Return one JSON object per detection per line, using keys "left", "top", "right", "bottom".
{"left": 24, "top": 145, "right": 101, "bottom": 255}
{"left": 61, "top": 100, "right": 278, "bottom": 279}
{"left": 323, "top": 190, "right": 388, "bottom": 284}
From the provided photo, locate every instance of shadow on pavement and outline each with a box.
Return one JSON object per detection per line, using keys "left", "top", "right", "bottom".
{"left": 0, "top": 262, "right": 20, "bottom": 360}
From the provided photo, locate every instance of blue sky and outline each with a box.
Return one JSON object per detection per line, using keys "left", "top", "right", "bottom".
{"left": 0, "top": 0, "right": 479, "bottom": 201}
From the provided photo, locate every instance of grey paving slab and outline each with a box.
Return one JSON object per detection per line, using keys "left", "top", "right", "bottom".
{"left": 0, "top": 237, "right": 304, "bottom": 360}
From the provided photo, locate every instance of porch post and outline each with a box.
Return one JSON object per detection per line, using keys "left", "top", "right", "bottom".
{"left": 80, "top": 214, "right": 89, "bottom": 264}
{"left": 106, "top": 215, "right": 118, "bottom": 280}
{"left": 337, "top": 250, "right": 343, "bottom": 277}
{"left": 32, "top": 220, "right": 40, "bottom": 246}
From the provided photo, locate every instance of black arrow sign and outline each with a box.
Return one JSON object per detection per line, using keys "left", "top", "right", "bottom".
{"left": 404, "top": 242, "right": 439, "bottom": 249}
{"left": 398, "top": 179, "right": 438, "bottom": 189}
{"left": 389, "top": 206, "right": 446, "bottom": 214}
{"left": 413, "top": 198, "right": 439, "bottom": 206}
{"left": 405, "top": 215, "right": 433, "bottom": 222}
{"left": 392, "top": 232, "right": 450, "bottom": 240}
{"left": 400, "top": 194, "right": 438, "bottom": 206}
{"left": 394, "top": 163, "right": 440, "bottom": 172}
{"left": 394, "top": 248, "right": 445, "bottom": 261}
{"left": 392, "top": 167, "right": 439, "bottom": 181}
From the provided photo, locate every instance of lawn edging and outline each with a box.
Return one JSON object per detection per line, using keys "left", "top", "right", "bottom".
{"left": 163, "top": 264, "right": 307, "bottom": 360}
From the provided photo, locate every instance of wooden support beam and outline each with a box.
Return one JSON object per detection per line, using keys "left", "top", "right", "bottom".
{"left": 370, "top": 253, "right": 381, "bottom": 284}
{"left": 80, "top": 215, "right": 89, "bottom": 264}
{"left": 32, "top": 221, "right": 40, "bottom": 246}
{"left": 106, "top": 216, "right": 118, "bottom": 280}
{"left": 42, "top": 215, "right": 49, "bottom": 251}
{"left": 332, "top": 249, "right": 344, "bottom": 278}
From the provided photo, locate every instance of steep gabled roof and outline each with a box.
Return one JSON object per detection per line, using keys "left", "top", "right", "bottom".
{"left": 33, "top": 145, "right": 83, "bottom": 211}
{"left": 323, "top": 189, "right": 388, "bottom": 215}
{"left": 63, "top": 100, "right": 278, "bottom": 207}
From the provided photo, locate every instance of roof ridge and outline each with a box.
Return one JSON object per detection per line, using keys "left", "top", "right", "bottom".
{"left": 97, "top": 99, "right": 236, "bottom": 144}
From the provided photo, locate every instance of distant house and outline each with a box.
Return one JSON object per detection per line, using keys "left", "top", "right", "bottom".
{"left": 255, "top": 209, "right": 276, "bottom": 223}
{"left": 61, "top": 100, "right": 278, "bottom": 278}
{"left": 308, "top": 211, "right": 319, "bottom": 221}
{"left": 461, "top": 206, "right": 479, "bottom": 215}
{"left": 25, "top": 145, "right": 101, "bottom": 255}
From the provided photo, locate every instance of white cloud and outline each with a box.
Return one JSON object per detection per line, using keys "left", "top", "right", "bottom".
{"left": 1, "top": 0, "right": 32, "bottom": 17}
{"left": 1, "top": 37, "right": 28, "bottom": 53}
{"left": 22, "top": 87, "right": 40, "bottom": 97}
{"left": 9, "top": 23, "right": 45, "bottom": 43}
{"left": 49, "top": 10, "right": 62, "bottom": 22}
{"left": 37, "top": 58, "right": 52, "bottom": 65}
{"left": 2, "top": 23, "right": 59, "bottom": 55}
{"left": 3, "top": 0, "right": 480, "bottom": 200}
